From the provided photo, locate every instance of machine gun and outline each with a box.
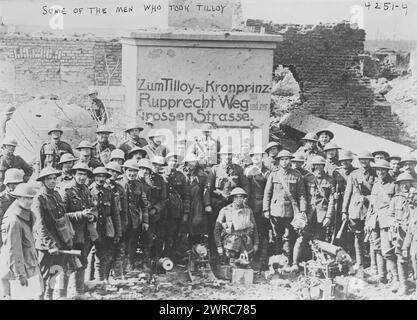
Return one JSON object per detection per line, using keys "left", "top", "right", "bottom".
{"left": 186, "top": 243, "right": 217, "bottom": 284}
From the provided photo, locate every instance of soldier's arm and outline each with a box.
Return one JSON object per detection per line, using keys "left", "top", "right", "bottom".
{"left": 342, "top": 174, "right": 353, "bottom": 214}
{"left": 110, "top": 193, "right": 122, "bottom": 238}
{"left": 262, "top": 173, "right": 273, "bottom": 213}
{"left": 18, "top": 157, "right": 34, "bottom": 182}
{"left": 213, "top": 209, "right": 226, "bottom": 248}
{"left": 7, "top": 220, "right": 27, "bottom": 279}
{"left": 138, "top": 183, "right": 150, "bottom": 225}
{"left": 250, "top": 210, "right": 259, "bottom": 248}
{"left": 180, "top": 174, "right": 191, "bottom": 214}
{"left": 239, "top": 167, "right": 250, "bottom": 195}
{"left": 326, "top": 179, "right": 336, "bottom": 221}
{"left": 32, "top": 196, "right": 59, "bottom": 249}
{"left": 60, "top": 189, "right": 86, "bottom": 221}
{"left": 153, "top": 177, "right": 167, "bottom": 214}
{"left": 297, "top": 175, "right": 307, "bottom": 212}
{"left": 203, "top": 171, "right": 213, "bottom": 207}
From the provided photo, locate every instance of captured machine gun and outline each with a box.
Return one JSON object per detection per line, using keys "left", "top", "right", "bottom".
{"left": 186, "top": 243, "right": 217, "bottom": 284}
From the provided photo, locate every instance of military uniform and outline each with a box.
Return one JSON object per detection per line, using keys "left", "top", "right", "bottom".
{"left": 93, "top": 141, "right": 116, "bottom": 166}
{"left": 56, "top": 171, "right": 74, "bottom": 191}
{"left": 143, "top": 144, "right": 169, "bottom": 159}
{"left": 295, "top": 146, "right": 317, "bottom": 171}
{"left": 75, "top": 158, "right": 101, "bottom": 186}
{"left": 89, "top": 98, "right": 107, "bottom": 124}
{"left": 0, "top": 154, "right": 33, "bottom": 185}
{"left": 402, "top": 197, "right": 417, "bottom": 288}
{"left": 118, "top": 138, "right": 148, "bottom": 159}
{"left": 324, "top": 158, "right": 339, "bottom": 177}
{"left": 190, "top": 137, "right": 221, "bottom": 167}
{"left": 162, "top": 168, "right": 190, "bottom": 260}
{"left": 0, "top": 189, "right": 16, "bottom": 247}
{"left": 59, "top": 180, "right": 98, "bottom": 295}
{"left": 213, "top": 202, "right": 259, "bottom": 259}
{"left": 39, "top": 141, "right": 73, "bottom": 169}
{"left": 89, "top": 182, "right": 121, "bottom": 281}
{"left": 118, "top": 176, "right": 149, "bottom": 270}
{"left": 342, "top": 166, "right": 376, "bottom": 267}
{"left": 264, "top": 156, "right": 277, "bottom": 171}
{"left": 263, "top": 167, "right": 307, "bottom": 264}
{"left": 244, "top": 164, "right": 271, "bottom": 267}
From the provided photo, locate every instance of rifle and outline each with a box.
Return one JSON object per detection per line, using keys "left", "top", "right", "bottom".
{"left": 335, "top": 219, "right": 347, "bottom": 242}
{"left": 331, "top": 180, "right": 341, "bottom": 244}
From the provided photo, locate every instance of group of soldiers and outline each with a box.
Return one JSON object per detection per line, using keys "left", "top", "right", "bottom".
{"left": 1, "top": 119, "right": 417, "bottom": 299}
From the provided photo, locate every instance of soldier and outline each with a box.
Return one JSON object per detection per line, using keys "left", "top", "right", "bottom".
{"left": 388, "top": 154, "right": 402, "bottom": 180}
{"left": 209, "top": 146, "right": 249, "bottom": 256}
{"left": 93, "top": 126, "right": 116, "bottom": 166}
{"left": 162, "top": 153, "right": 191, "bottom": 261}
{"left": 365, "top": 160, "right": 396, "bottom": 288}
{"left": 151, "top": 156, "right": 166, "bottom": 175}
{"left": 105, "top": 162, "right": 128, "bottom": 279}
{"left": 39, "top": 122, "right": 73, "bottom": 169}
{"left": 42, "top": 144, "right": 56, "bottom": 168}
{"left": 291, "top": 153, "right": 311, "bottom": 177}
{"left": 341, "top": 151, "right": 376, "bottom": 270}
{"left": 322, "top": 142, "right": 341, "bottom": 177}
{"left": 389, "top": 173, "right": 416, "bottom": 295}
{"left": 316, "top": 129, "right": 334, "bottom": 156}
{"left": 399, "top": 155, "right": 417, "bottom": 181}
{"left": 372, "top": 150, "right": 390, "bottom": 162}
{"left": 89, "top": 167, "right": 122, "bottom": 281}
{"left": 143, "top": 129, "right": 169, "bottom": 159}
{"left": 59, "top": 163, "right": 97, "bottom": 296}
{"left": 119, "top": 159, "right": 149, "bottom": 272}
{"left": 75, "top": 140, "right": 101, "bottom": 170}
{"left": 214, "top": 187, "right": 259, "bottom": 265}
{"left": 178, "top": 154, "right": 212, "bottom": 248}
{"left": 296, "top": 132, "right": 318, "bottom": 171}
{"left": 332, "top": 150, "right": 357, "bottom": 248}
{"left": 87, "top": 88, "right": 107, "bottom": 125}
{"left": 0, "top": 184, "right": 40, "bottom": 299}
{"left": 127, "top": 147, "right": 148, "bottom": 162}
{"left": 244, "top": 147, "right": 271, "bottom": 270}
{"left": 137, "top": 158, "right": 167, "bottom": 267}
{"left": 118, "top": 124, "right": 148, "bottom": 158}
{"left": 190, "top": 123, "right": 221, "bottom": 167}
{"left": 109, "top": 149, "right": 125, "bottom": 166}
{"left": 263, "top": 150, "right": 307, "bottom": 267}
{"left": 56, "top": 153, "right": 77, "bottom": 190}
{"left": 263, "top": 141, "right": 282, "bottom": 171}
{"left": 0, "top": 137, "right": 33, "bottom": 188}
{"left": 32, "top": 167, "right": 75, "bottom": 300}
{"left": 0, "top": 169, "right": 24, "bottom": 248}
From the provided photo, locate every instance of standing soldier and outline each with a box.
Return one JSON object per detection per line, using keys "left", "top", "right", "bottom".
{"left": 372, "top": 150, "right": 390, "bottom": 162}
{"left": 163, "top": 153, "right": 191, "bottom": 261}
{"left": 32, "top": 167, "right": 75, "bottom": 300}
{"left": 399, "top": 155, "right": 417, "bottom": 181}
{"left": 209, "top": 146, "right": 249, "bottom": 257}
{"left": 56, "top": 153, "right": 78, "bottom": 190}
{"left": 105, "top": 162, "right": 128, "bottom": 280}
{"left": 87, "top": 89, "right": 107, "bottom": 125}
{"left": 291, "top": 153, "right": 311, "bottom": 177}
{"left": 178, "top": 154, "right": 212, "bottom": 249}
{"left": 144, "top": 130, "right": 169, "bottom": 159}
{"left": 388, "top": 154, "right": 402, "bottom": 180}
{"left": 59, "top": 163, "right": 97, "bottom": 297}
{"left": 389, "top": 173, "right": 416, "bottom": 295}
{"left": 316, "top": 129, "right": 334, "bottom": 156}
{"left": 39, "top": 123, "right": 73, "bottom": 169}
{"left": 93, "top": 126, "right": 116, "bottom": 166}
{"left": 244, "top": 147, "right": 271, "bottom": 271}
{"left": 137, "top": 158, "right": 167, "bottom": 268}
{"left": 127, "top": 147, "right": 148, "bottom": 162}
{"left": 75, "top": 141, "right": 101, "bottom": 170}
{"left": 263, "top": 150, "right": 307, "bottom": 268}
{"left": 190, "top": 124, "right": 221, "bottom": 167}
{"left": 119, "top": 159, "right": 149, "bottom": 272}
{"left": 109, "top": 149, "right": 126, "bottom": 166}
{"left": 263, "top": 142, "right": 282, "bottom": 171}
{"left": 365, "top": 160, "right": 396, "bottom": 288}
{"left": 0, "top": 137, "right": 33, "bottom": 188}
{"left": 296, "top": 132, "right": 318, "bottom": 171}
{"left": 323, "top": 142, "right": 341, "bottom": 177}
{"left": 341, "top": 151, "right": 376, "bottom": 271}
{"left": 0, "top": 169, "right": 24, "bottom": 248}
{"left": 89, "top": 167, "right": 122, "bottom": 282}
{"left": 118, "top": 124, "right": 148, "bottom": 158}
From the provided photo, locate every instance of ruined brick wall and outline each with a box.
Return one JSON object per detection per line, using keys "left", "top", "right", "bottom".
{"left": 247, "top": 20, "right": 402, "bottom": 141}
{"left": 0, "top": 35, "right": 121, "bottom": 105}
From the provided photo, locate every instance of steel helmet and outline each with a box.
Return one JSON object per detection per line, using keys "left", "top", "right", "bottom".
{"left": 146, "top": 129, "right": 165, "bottom": 139}
{"left": 87, "top": 88, "right": 98, "bottom": 95}
{"left": 249, "top": 147, "right": 265, "bottom": 157}
{"left": 291, "top": 153, "right": 305, "bottom": 163}
{"left": 230, "top": 187, "right": 248, "bottom": 197}
{"left": 356, "top": 150, "right": 374, "bottom": 160}
{"left": 399, "top": 155, "right": 417, "bottom": 166}
{"left": 59, "top": 153, "right": 78, "bottom": 164}
{"left": 76, "top": 140, "right": 94, "bottom": 150}
{"left": 264, "top": 141, "right": 282, "bottom": 153}
{"left": 310, "top": 155, "right": 327, "bottom": 165}
{"left": 137, "top": 159, "right": 153, "bottom": 171}
{"left": 48, "top": 122, "right": 63, "bottom": 135}
{"left": 372, "top": 160, "right": 391, "bottom": 170}
{"left": 36, "top": 167, "right": 61, "bottom": 181}
{"left": 11, "top": 183, "right": 37, "bottom": 198}
{"left": 122, "top": 159, "right": 140, "bottom": 171}
{"left": 105, "top": 162, "right": 123, "bottom": 175}
{"left": 394, "top": 172, "right": 416, "bottom": 184}
{"left": 2, "top": 137, "right": 18, "bottom": 147}
{"left": 127, "top": 147, "right": 147, "bottom": 158}
{"left": 110, "top": 149, "right": 125, "bottom": 161}
{"left": 71, "top": 162, "right": 93, "bottom": 175}
{"left": 125, "top": 123, "right": 144, "bottom": 133}
{"left": 96, "top": 125, "right": 113, "bottom": 134}
{"left": 151, "top": 156, "right": 165, "bottom": 166}
{"left": 301, "top": 132, "right": 318, "bottom": 142}
{"left": 3, "top": 168, "right": 24, "bottom": 185}
{"left": 316, "top": 129, "right": 334, "bottom": 140}
{"left": 372, "top": 150, "right": 390, "bottom": 159}
{"left": 276, "top": 150, "right": 293, "bottom": 159}
{"left": 92, "top": 167, "right": 111, "bottom": 177}
{"left": 323, "top": 142, "right": 341, "bottom": 152}
{"left": 388, "top": 154, "right": 401, "bottom": 162}
{"left": 338, "top": 150, "right": 354, "bottom": 162}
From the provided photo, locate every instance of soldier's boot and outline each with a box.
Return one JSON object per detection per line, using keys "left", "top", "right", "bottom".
{"left": 397, "top": 261, "right": 408, "bottom": 296}
{"left": 376, "top": 251, "right": 387, "bottom": 283}
{"left": 386, "top": 257, "right": 399, "bottom": 292}
{"left": 353, "top": 232, "right": 364, "bottom": 269}
{"left": 74, "top": 269, "right": 85, "bottom": 297}
{"left": 370, "top": 248, "right": 378, "bottom": 275}
{"left": 45, "top": 288, "right": 54, "bottom": 300}
{"left": 59, "top": 272, "right": 70, "bottom": 299}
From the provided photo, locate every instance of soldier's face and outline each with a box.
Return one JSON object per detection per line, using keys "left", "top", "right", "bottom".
{"left": 403, "top": 162, "right": 416, "bottom": 173}
{"left": 151, "top": 136, "right": 163, "bottom": 146}
{"left": 340, "top": 159, "right": 352, "bottom": 169}
{"left": 62, "top": 161, "right": 74, "bottom": 171}
{"left": 97, "top": 133, "right": 109, "bottom": 142}
{"left": 128, "top": 129, "right": 141, "bottom": 138}
{"left": 279, "top": 157, "right": 291, "bottom": 168}
{"left": 95, "top": 174, "right": 107, "bottom": 185}
{"left": 89, "top": 93, "right": 97, "bottom": 100}
{"left": 132, "top": 152, "right": 143, "bottom": 161}
{"left": 233, "top": 194, "right": 245, "bottom": 206}
{"left": 138, "top": 167, "right": 150, "bottom": 178}
{"left": 6, "top": 182, "right": 19, "bottom": 192}
{"left": 108, "top": 170, "right": 119, "bottom": 181}
{"left": 390, "top": 159, "right": 400, "bottom": 172}
{"left": 400, "top": 181, "right": 411, "bottom": 193}
{"left": 325, "top": 149, "right": 337, "bottom": 159}
{"left": 125, "top": 168, "right": 138, "bottom": 181}
{"left": 167, "top": 158, "right": 178, "bottom": 169}
{"left": 251, "top": 154, "right": 263, "bottom": 165}
{"left": 112, "top": 159, "right": 124, "bottom": 166}
{"left": 187, "top": 161, "right": 197, "bottom": 169}
{"left": 50, "top": 131, "right": 61, "bottom": 140}
{"left": 304, "top": 141, "right": 315, "bottom": 149}
{"left": 318, "top": 133, "right": 330, "bottom": 145}
{"left": 43, "top": 175, "right": 58, "bottom": 190}
{"left": 74, "top": 170, "right": 88, "bottom": 185}
{"left": 292, "top": 161, "right": 302, "bottom": 169}
{"left": 79, "top": 148, "right": 92, "bottom": 157}
{"left": 374, "top": 154, "right": 386, "bottom": 161}
{"left": 376, "top": 168, "right": 388, "bottom": 179}
{"left": 153, "top": 164, "right": 162, "bottom": 173}
{"left": 220, "top": 154, "right": 232, "bottom": 165}
{"left": 17, "top": 197, "right": 34, "bottom": 210}
{"left": 268, "top": 147, "right": 279, "bottom": 157}
{"left": 359, "top": 159, "right": 370, "bottom": 168}
{"left": 4, "top": 145, "right": 15, "bottom": 155}
{"left": 313, "top": 164, "right": 325, "bottom": 173}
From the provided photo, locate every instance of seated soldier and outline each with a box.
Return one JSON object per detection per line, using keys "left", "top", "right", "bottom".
{"left": 214, "top": 187, "right": 259, "bottom": 266}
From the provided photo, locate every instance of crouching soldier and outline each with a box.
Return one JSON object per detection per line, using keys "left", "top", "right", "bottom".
{"left": 89, "top": 167, "right": 122, "bottom": 281}
{"left": 59, "top": 163, "right": 98, "bottom": 296}
{"left": 0, "top": 184, "right": 41, "bottom": 299}
{"left": 32, "top": 167, "right": 76, "bottom": 300}
{"left": 214, "top": 187, "right": 258, "bottom": 265}
{"left": 388, "top": 173, "right": 416, "bottom": 295}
